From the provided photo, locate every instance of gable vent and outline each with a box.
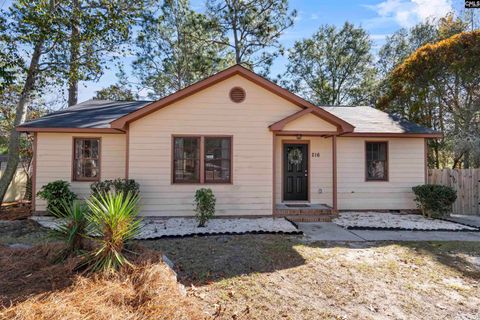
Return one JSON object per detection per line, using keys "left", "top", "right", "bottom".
{"left": 229, "top": 87, "right": 246, "bottom": 103}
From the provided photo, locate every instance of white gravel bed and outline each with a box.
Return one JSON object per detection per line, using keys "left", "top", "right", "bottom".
{"left": 31, "top": 216, "right": 300, "bottom": 239}
{"left": 333, "top": 212, "right": 478, "bottom": 231}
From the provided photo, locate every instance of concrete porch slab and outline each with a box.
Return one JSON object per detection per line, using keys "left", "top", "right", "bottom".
{"left": 276, "top": 203, "right": 332, "bottom": 210}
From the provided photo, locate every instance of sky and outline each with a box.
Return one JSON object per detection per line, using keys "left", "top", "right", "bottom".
{"left": 2, "top": 0, "right": 472, "bottom": 105}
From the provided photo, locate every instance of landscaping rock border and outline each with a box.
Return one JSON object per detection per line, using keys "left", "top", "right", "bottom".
{"left": 31, "top": 216, "right": 302, "bottom": 239}
{"left": 333, "top": 212, "right": 479, "bottom": 232}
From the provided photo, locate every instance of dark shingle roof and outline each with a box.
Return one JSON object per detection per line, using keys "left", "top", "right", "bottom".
{"left": 18, "top": 99, "right": 438, "bottom": 135}
{"left": 320, "top": 106, "right": 438, "bottom": 134}
{"left": 18, "top": 100, "right": 152, "bottom": 129}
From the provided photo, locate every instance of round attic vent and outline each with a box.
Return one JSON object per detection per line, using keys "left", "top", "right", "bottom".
{"left": 229, "top": 87, "right": 246, "bottom": 103}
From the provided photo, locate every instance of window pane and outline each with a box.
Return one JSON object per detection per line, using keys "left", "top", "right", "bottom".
{"left": 366, "top": 142, "right": 387, "bottom": 180}
{"left": 173, "top": 137, "right": 200, "bottom": 183}
{"left": 367, "top": 160, "right": 386, "bottom": 180}
{"left": 91, "top": 140, "right": 99, "bottom": 158}
{"left": 74, "top": 138, "right": 100, "bottom": 180}
{"left": 205, "top": 137, "right": 231, "bottom": 183}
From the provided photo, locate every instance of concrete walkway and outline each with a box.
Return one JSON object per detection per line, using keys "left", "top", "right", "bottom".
{"left": 444, "top": 215, "right": 480, "bottom": 228}
{"left": 298, "top": 222, "right": 480, "bottom": 242}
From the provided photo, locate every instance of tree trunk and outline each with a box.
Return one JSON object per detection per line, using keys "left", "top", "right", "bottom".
{"left": 230, "top": 1, "right": 240, "bottom": 64}
{"left": 68, "top": 0, "right": 80, "bottom": 106}
{"left": 0, "top": 40, "right": 45, "bottom": 204}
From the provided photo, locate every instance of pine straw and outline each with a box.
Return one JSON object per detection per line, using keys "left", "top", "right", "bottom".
{"left": 0, "top": 202, "right": 32, "bottom": 220}
{"left": 0, "top": 244, "right": 206, "bottom": 320}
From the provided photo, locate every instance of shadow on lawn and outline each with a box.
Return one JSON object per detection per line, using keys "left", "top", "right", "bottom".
{"left": 141, "top": 233, "right": 306, "bottom": 286}
{"left": 142, "top": 233, "right": 480, "bottom": 286}
{"left": 307, "top": 240, "right": 480, "bottom": 281}
{"left": 402, "top": 241, "right": 480, "bottom": 280}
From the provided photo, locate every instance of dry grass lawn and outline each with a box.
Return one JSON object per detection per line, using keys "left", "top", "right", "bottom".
{"left": 1, "top": 220, "right": 480, "bottom": 319}
{"left": 145, "top": 235, "right": 480, "bottom": 320}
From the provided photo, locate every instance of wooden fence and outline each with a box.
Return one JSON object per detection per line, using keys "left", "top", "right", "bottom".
{"left": 0, "top": 163, "right": 28, "bottom": 202}
{"left": 428, "top": 168, "right": 480, "bottom": 215}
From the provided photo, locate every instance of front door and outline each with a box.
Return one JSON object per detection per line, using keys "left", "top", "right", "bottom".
{"left": 283, "top": 143, "right": 308, "bottom": 201}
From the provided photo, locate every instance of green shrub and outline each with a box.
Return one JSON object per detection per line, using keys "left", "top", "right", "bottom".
{"left": 37, "top": 180, "right": 77, "bottom": 214}
{"left": 49, "top": 200, "right": 89, "bottom": 260}
{"left": 194, "top": 188, "right": 216, "bottom": 227}
{"left": 84, "top": 191, "right": 142, "bottom": 273}
{"left": 90, "top": 178, "right": 140, "bottom": 198}
{"left": 412, "top": 184, "right": 457, "bottom": 218}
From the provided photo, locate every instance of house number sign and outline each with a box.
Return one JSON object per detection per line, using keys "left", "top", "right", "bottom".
{"left": 312, "top": 152, "right": 320, "bottom": 158}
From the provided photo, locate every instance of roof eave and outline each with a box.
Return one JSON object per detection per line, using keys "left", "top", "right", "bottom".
{"left": 16, "top": 126, "right": 125, "bottom": 134}
{"left": 341, "top": 132, "right": 443, "bottom": 138}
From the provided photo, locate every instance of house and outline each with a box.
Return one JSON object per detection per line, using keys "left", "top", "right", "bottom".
{"left": 17, "top": 65, "right": 442, "bottom": 217}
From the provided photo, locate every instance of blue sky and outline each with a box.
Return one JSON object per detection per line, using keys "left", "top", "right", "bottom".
{"left": 2, "top": 0, "right": 470, "bottom": 104}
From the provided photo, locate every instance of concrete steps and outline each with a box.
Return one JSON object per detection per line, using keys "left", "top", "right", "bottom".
{"left": 285, "top": 214, "right": 339, "bottom": 223}
{"left": 274, "top": 203, "right": 337, "bottom": 222}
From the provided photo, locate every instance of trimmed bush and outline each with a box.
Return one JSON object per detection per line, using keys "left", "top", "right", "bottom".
{"left": 412, "top": 184, "right": 457, "bottom": 218}
{"left": 90, "top": 178, "right": 139, "bottom": 198}
{"left": 193, "top": 188, "right": 216, "bottom": 227}
{"left": 37, "top": 180, "right": 77, "bottom": 214}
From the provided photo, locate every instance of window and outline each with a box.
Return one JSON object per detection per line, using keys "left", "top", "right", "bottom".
{"left": 205, "top": 137, "right": 231, "bottom": 183}
{"left": 366, "top": 142, "right": 388, "bottom": 181}
{"left": 73, "top": 138, "right": 100, "bottom": 181}
{"left": 173, "top": 136, "right": 232, "bottom": 184}
{"left": 173, "top": 137, "right": 200, "bottom": 183}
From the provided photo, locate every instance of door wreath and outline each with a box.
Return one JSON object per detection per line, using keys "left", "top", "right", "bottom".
{"left": 288, "top": 148, "right": 303, "bottom": 166}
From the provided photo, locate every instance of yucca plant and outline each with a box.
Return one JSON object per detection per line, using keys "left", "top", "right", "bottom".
{"left": 49, "top": 200, "right": 89, "bottom": 261}
{"left": 84, "top": 191, "right": 142, "bottom": 273}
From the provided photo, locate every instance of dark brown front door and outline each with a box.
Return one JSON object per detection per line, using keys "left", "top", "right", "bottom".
{"left": 283, "top": 143, "right": 308, "bottom": 201}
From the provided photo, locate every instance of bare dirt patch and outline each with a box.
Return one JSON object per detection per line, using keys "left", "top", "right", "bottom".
{"left": 146, "top": 235, "right": 480, "bottom": 320}
{"left": 0, "top": 219, "right": 49, "bottom": 245}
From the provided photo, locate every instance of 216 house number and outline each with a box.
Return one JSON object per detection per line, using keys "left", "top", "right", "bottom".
{"left": 312, "top": 152, "right": 320, "bottom": 158}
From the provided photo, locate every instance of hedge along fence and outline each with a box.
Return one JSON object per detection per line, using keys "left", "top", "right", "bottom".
{"left": 428, "top": 169, "right": 480, "bottom": 215}
{"left": 0, "top": 163, "right": 28, "bottom": 202}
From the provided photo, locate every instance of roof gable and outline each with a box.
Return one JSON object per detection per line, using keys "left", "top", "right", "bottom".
{"left": 269, "top": 108, "right": 342, "bottom": 132}
{"left": 109, "top": 64, "right": 355, "bottom": 133}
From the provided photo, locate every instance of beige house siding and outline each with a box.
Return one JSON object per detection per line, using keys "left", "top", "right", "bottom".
{"left": 337, "top": 137, "right": 425, "bottom": 210}
{"left": 35, "top": 133, "right": 126, "bottom": 211}
{"left": 128, "top": 75, "right": 300, "bottom": 216}
{"left": 282, "top": 113, "right": 337, "bottom": 132}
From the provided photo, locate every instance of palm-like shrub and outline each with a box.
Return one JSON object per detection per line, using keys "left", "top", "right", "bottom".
{"left": 85, "top": 191, "right": 141, "bottom": 273}
{"left": 49, "top": 200, "right": 89, "bottom": 260}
